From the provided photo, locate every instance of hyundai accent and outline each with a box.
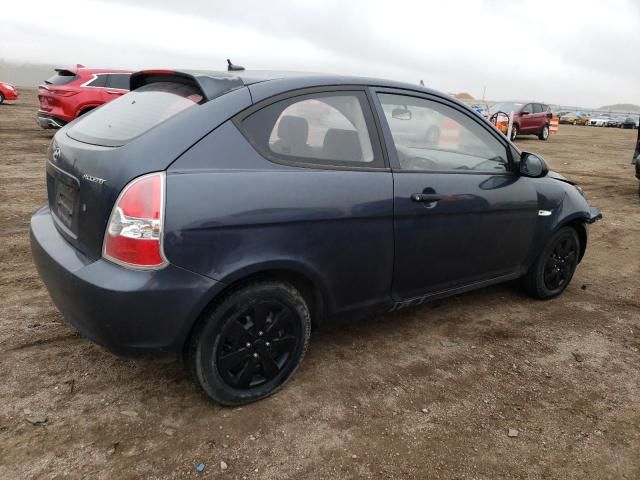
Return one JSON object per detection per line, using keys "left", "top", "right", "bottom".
{"left": 31, "top": 69, "right": 602, "bottom": 405}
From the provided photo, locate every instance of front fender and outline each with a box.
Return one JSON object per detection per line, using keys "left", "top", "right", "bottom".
{"left": 524, "top": 176, "right": 601, "bottom": 269}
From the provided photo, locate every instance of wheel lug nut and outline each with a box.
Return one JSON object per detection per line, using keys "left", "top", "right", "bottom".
{"left": 258, "top": 331, "right": 263, "bottom": 337}
{"left": 246, "top": 342, "right": 251, "bottom": 348}
{"left": 265, "top": 342, "right": 271, "bottom": 347}
{"left": 253, "top": 353, "right": 259, "bottom": 358}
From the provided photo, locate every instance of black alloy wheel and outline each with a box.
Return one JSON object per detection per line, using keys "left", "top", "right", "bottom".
{"left": 542, "top": 233, "right": 578, "bottom": 291}
{"left": 216, "top": 300, "right": 300, "bottom": 389}
{"left": 189, "top": 281, "right": 311, "bottom": 405}
{"left": 522, "top": 226, "right": 580, "bottom": 299}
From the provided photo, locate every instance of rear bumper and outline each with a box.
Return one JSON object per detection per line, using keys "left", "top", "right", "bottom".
{"left": 36, "top": 112, "right": 68, "bottom": 129}
{"left": 30, "top": 205, "right": 222, "bottom": 358}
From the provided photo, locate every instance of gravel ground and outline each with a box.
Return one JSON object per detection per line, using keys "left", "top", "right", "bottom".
{"left": 1, "top": 90, "right": 639, "bottom": 479}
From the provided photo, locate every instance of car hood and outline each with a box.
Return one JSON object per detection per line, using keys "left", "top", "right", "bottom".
{"left": 547, "top": 170, "right": 575, "bottom": 186}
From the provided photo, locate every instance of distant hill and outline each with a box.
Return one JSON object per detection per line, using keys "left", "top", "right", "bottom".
{"left": 0, "top": 59, "right": 57, "bottom": 87}
{"left": 598, "top": 103, "right": 640, "bottom": 113}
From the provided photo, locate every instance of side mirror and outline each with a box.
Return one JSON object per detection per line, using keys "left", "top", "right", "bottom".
{"left": 519, "top": 152, "right": 549, "bottom": 178}
{"left": 392, "top": 107, "right": 412, "bottom": 120}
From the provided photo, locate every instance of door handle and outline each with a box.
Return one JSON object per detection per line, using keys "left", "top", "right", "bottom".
{"left": 105, "top": 90, "right": 120, "bottom": 94}
{"left": 411, "top": 193, "right": 443, "bottom": 203}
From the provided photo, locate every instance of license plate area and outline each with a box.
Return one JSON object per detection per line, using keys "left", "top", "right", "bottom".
{"left": 50, "top": 165, "right": 80, "bottom": 232}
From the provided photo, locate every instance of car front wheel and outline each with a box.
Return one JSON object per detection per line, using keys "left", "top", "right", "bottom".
{"left": 538, "top": 125, "right": 550, "bottom": 141}
{"left": 0, "top": 93, "right": 4, "bottom": 105}
{"left": 510, "top": 124, "right": 518, "bottom": 141}
{"left": 522, "top": 226, "right": 580, "bottom": 299}
{"left": 189, "top": 281, "right": 311, "bottom": 405}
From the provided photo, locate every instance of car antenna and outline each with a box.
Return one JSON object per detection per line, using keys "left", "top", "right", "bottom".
{"left": 227, "top": 59, "right": 245, "bottom": 72}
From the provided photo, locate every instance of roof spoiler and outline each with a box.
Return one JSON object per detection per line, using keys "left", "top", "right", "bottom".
{"left": 54, "top": 64, "right": 86, "bottom": 75}
{"left": 130, "top": 70, "right": 245, "bottom": 102}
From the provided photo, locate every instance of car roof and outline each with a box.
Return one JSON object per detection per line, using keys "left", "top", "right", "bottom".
{"left": 78, "top": 68, "right": 133, "bottom": 74}
{"left": 181, "top": 69, "right": 445, "bottom": 97}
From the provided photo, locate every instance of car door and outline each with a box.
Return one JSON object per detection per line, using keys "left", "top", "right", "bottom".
{"left": 372, "top": 89, "right": 538, "bottom": 301}
{"left": 519, "top": 103, "right": 534, "bottom": 132}
{"left": 532, "top": 103, "right": 546, "bottom": 131}
{"left": 104, "top": 73, "right": 130, "bottom": 100}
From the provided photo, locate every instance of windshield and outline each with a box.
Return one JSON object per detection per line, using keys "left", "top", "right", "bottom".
{"left": 489, "top": 102, "right": 523, "bottom": 114}
{"left": 67, "top": 82, "right": 203, "bottom": 147}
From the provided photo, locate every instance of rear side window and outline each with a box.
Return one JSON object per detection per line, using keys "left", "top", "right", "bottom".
{"left": 45, "top": 71, "right": 77, "bottom": 86}
{"left": 106, "top": 74, "right": 130, "bottom": 90}
{"left": 67, "top": 82, "right": 203, "bottom": 147}
{"left": 532, "top": 104, "right": 543, "bottom": 114}
{"left": 239, "top": 92, "right": 382, "bottom": 168}
{"left": 84, "top": 74, "right": 107, "bottom": 88}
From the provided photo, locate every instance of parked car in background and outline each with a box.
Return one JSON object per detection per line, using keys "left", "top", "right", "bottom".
{"left": 606, "top": 116, "right": 627, "bottom": 128}
{"left": 621, "top": 117, "right": 638, "bottom": 129}
{"left": 31, "top": 69, "right": 601, "bottom": 405}
{"left": 489, "top": 101, "right": 552, "bottom": 141}
{"left": 0, "top": 81, "right": 19, "bottom": 104}
{"left": 587, "top": 114, "right": 610, "bottom": 127}
{"left": 560, "top": 112, "right": 589, "bottom": 125}
{"left": 37, "top": 65, "right": 132, "bottom": 129}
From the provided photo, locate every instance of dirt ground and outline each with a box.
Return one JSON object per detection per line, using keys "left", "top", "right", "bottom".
{"left": 1, "top": 90, "right": 639, "bottom": 480}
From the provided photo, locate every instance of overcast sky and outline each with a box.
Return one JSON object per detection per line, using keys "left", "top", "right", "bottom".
{"left": 2, "top": 0, "right": 638, "bottom": 106}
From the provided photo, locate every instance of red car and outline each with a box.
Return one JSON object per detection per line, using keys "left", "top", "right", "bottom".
{"left": 37, "top": 65, "right": 132, "bottom": 129}
{"left": 0, "top": 81, "right": 19, "bottom": 104}
{"left": 488, "top": 102, "right": 553, "bottom": 141}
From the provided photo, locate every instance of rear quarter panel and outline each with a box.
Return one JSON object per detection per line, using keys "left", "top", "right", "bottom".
{"left": 164, "top": 121, "right": 395, "bottom": 319}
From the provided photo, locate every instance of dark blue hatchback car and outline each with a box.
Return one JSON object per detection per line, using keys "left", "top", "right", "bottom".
{"left": 31, "top": 69, "right": 602, "bottom": 404}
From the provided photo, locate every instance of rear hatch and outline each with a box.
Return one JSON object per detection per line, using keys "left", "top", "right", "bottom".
{"left": 38, "top": 68, "right": 78, "bottom": 112}
{"left": 46, "top": 70, "right": 249, "bottom": 261}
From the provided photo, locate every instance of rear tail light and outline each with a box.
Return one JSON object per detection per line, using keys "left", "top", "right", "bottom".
{"left": 103, "top": 172, "right": 168, "bottom": 269}
{"left": 49, "top": 89, "right": 78, "bottom": 97}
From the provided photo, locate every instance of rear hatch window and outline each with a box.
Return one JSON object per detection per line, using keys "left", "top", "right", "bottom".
{"left": 45, "top": 70, "right": 78, "bottom": 85}
{"left": 67, "top": 82, "right": 203, "bottom": 147}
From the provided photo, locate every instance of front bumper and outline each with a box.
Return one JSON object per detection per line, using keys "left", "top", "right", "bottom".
{"left": 3, "top": 90, "right": 18, "bottom": 100}
{"left": 36, "top": 112, "right": 68, "bottom": 129}
{"left": 30, "top": 205, "right": 222, "bottom": 358}
{"left": 586, "top": 207, "right": 602, "bottom": 224}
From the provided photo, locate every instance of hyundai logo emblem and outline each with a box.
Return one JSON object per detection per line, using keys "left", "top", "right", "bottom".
{"left": 52, "top": 147, "right": 61, "bottom": 163}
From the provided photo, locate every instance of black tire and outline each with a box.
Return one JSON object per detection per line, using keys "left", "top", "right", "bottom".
{"left": 522, "top": 226, "right": 580, "bottom": 299}
{"left": 0, "top": 93, "right": 4, "bottom": 105}
{"left": 510, "top": 124, "right": 518, "bottom": 141}
{"left": 189, "top": 281, "right": 311, "bottom": 405}
{"left": 538, "top": 125, "right": 550, "bottom": 141}
{"left": 77, "top": 107, "right": 94, "bottom": 117}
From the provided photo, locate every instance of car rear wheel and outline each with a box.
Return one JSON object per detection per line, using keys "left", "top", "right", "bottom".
{"left": 189, "top": 281, "right": 311, "bottom": 405}
{"left": 0, "top": 93, "right": 4, "bottom": 105}
{"left": 538, "top": 125, "right": 549, "bottom": 141}
{"left": 522, "top": 226, "right": 580, "bottom": 299}
{"left": 510, "top": 124, "right": 518, "bottom": 141}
